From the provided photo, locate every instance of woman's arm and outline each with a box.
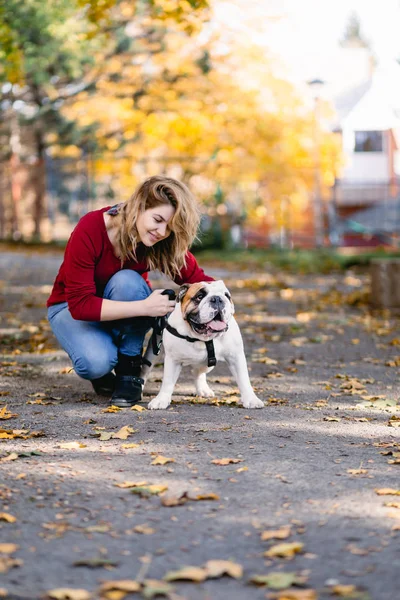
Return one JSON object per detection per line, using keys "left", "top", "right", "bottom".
{"left": 99, "top": 291, "right": 175, "bottom": 321}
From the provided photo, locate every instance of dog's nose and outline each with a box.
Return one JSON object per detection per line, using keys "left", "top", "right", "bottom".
{"left": 210, "top": 295, "right": 223, "bottom": 306}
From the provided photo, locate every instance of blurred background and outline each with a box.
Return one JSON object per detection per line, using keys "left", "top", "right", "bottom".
{"left": 1, "top": 0, "right": 400, "bottom": 252}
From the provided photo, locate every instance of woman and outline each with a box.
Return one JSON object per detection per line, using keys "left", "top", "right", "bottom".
{"left": 47, "top": 175, "right": 213, "bottom": 408}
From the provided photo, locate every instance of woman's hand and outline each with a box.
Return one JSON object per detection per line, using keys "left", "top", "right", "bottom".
{"left": 143, "top": 289, "right": 176, "bottom": 317}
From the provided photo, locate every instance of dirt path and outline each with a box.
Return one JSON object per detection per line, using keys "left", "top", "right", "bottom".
{"left": 0, "top": 249, "right": 399, "bottom": 600}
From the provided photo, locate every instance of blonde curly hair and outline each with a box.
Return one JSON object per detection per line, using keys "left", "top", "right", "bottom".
{"left": 113, "top": 176, "right": 201, "bottom": 280}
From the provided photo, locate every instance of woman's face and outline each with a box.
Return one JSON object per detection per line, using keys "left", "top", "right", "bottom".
{"left": 136, "top": 203, "right": 176, "bottom": 247}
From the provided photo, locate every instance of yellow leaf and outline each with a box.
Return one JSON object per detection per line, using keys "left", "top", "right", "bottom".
{"left": 59, "top": 442, "right": 87, "bottom": 450}
{"left": 114, "top": 481, "right": 148, "bottom": 489}
{"left": 164, "top": 566, "right": 207, "bottom": 582}
{"left": 204, "top": 559, "right": 243, "bottom": 579}
{"left": 133, "top": 524, "right": 156, "bottom": 535}
{"left": 211, "top": 458, "right": 243, "bottom": 465}
{"left": 0, "top": 544, "right": 19, "bottom": 554}
{"left": 0, "top": 452, "right": 19, "bottom": 463}
{"left": 264, "top": 541, "right": 304, "bottom": 559}
{"left": 0, "top": 406, "right": 18, "bottom": 420}
{"left": 261, "top": 526, "right": 291, "bottom": 541}
{"left": 98, "top": 580, "right": 141, "bottom": 594}
{"left": 131, "top": 485, "right": 168, "bottom": 497}
{"left": 131, "top": 405, "right": 146, "bottom": 412}
{"left": 113, "top": 425, "right": 135, "bottom": 440}
{"left": 151, "top": 455, "right": 175, "bottom": 465}
{"left": 375, "top": 488, "right": 400, "bottom": 496}
{"left": 269, "top": 590, "right": 317, "bottom": 600}
{"left": 0, "top": 513, "right": 16, "bottom": 523}
{"left": 331, "top": 584, "right": 357, "bottom": 596}
{"left": 0, "top": 557, "right": 23, "bottom": 574}
{"left": 46, "top": 589, "right": 91, "bottom": 600}
{"left": 347, "top": 468, "right": 368, "bottom": 476}
{"left": 102, "top": 405, "right": 123, "bottom": 413}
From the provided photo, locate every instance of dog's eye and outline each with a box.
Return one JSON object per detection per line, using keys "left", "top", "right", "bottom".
{"left": 225, "top": 293, "right": 231, "bottom": 300}
{"left": 195, "top": 292, "right": 206, "bottom": 301}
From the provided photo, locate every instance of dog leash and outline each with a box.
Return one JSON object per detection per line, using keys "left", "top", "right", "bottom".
{"left": 150, "top": 289, "right": 177, "bottom": 358}
{"left": 165, "top": 323, "right": 217, "bottom": 367}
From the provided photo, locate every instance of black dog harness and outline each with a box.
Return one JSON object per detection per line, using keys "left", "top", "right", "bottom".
{"left": 165, "top": 324, "right": 217, "bottom": 367}
{"left": 148, "top": 289, "right": 219, "bottom": 368}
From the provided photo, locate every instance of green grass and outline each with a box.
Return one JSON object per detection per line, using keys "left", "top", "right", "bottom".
{"left": 195, "top": 247, "right": 400, "bottom": 274}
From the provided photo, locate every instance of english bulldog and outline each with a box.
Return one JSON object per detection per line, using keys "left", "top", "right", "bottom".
{"left": 141, "top": 280, "right": 264, "bottom": 410}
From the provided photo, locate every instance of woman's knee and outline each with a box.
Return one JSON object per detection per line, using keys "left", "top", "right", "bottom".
{"left": 72, "top": 348, "right": 117, "bottom": 380}
{"left": 104, "top": 270, "right": 151, "bottom": 302}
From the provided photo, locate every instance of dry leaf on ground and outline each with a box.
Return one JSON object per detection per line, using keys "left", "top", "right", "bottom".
{"left": 0, "top": 544, "right": 19, "bottom": 554}
{"left": 249, "top": 571, "right": 304, "bottom": 589}
{"left": 151, "top": 455, "right": 175, "bottom": 466}
{"left": 0, "top": 557, "right": 23, "bottom": 574}
{"left": 211, "top": 458, "right": 243, "bottom": 465}
{"left": 164, "top": 566, "right": 207, "bottom": 582}
{"left": 0, "top": 513, "right": 16, "bottom": 523}
{"left": 261, "top": 526, "right": 292, "bottom": 541}
{"left": 204, "top": 559, "right": 243, "bottom": 579}
{"left": 264, "top": 542, "right": 304, "bottom": 559}
{"left": 0, "top": 406, "right": 18, "bottom": 420}
{"left": 59, "top": 442, "right": 87, "bottom": 450}
{"left": 46, "top": 589, "right": 91, "bottom": 600}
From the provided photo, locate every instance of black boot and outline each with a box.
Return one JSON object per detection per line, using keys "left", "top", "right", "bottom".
{"left": 90, "top": 372, "right": 116, "bottom": 396}
{"left": 110, "top": 353, "right": 144, "bottom": 408}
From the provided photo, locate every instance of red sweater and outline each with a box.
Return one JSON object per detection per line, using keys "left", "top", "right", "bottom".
{"left": 47, "top": 207, "right": 213, "bottom": 321}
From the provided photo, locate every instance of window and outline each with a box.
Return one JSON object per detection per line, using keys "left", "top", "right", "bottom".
{"left": 354, "top": 131, "right": 383, "bottom": 152}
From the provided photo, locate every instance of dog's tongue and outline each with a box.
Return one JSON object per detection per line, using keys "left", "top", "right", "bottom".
{"left": 208, "top": 319, "right": 226, "bottom": 331}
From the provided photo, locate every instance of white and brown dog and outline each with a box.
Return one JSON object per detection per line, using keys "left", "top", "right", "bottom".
{"left": 141, "top": 280, "right": 264, "bottom": 410}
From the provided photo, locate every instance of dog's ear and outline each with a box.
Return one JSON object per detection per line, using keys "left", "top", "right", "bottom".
{"left": 177, "top": 284, "right": 190, "bottom": 303}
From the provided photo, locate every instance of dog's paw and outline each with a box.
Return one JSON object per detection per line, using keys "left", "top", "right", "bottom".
{"left": 195, "top": 384, "right": 215, "bottom": 398}
{"left": 148, "top": 395, "right": 171, "bottom": 410}
{"left": 241, "top": 395, "right": 264, "bottom": 409}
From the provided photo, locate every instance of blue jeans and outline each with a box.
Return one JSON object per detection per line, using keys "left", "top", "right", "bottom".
{"left": 47, "top": 270, "right": 153, "bottom": 381}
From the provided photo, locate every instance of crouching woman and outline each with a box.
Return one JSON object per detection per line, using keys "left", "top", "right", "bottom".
{"left": 47, "top": 175, "right": 213, "bottom": 408}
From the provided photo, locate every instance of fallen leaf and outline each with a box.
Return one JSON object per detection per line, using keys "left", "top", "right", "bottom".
{"left": 331, "top": 584, "right": 357, "bottom": 596}
{"left": 269, "top": 590, "right": 317, "bottom": 600}
{"left": 73, "top": 558, "right": 118, "bottom": 568}
{"left": 347, "top": 468, "right": 368, "bottom": 476}
{"left": 261, "top": 526, "right": 292, "bottom": 541}
{"left": 375, "top": 488, "right": 400, "bottom": 496}
{"left": 211, "top": 458, "right": 243, "bottom": 466}
{"left": 113, "top": 426, "right": 136, "bottom": 440}
{"left": 0, "top": 452, "right": 19, "bottom": 463}
{"left": 264, "top": 542, "right": 304, "bottom": 559}
{"left": 0, "top": 544, "right": 19, "bottom": 554}
{"left": 204, "top": 559, "right": 243, "bottom": 579}
{"left": 101, "top": 405, "right": 123, "bottom": 413}
{"left": 114, "top": 481, "right": 148, "bottom": 489}
{"left": 0, "top": 557, "right": 23, "bottom": 574}
{"left": 46, "top": 589, "right": 91, "bottom": 600}
{"left": 142, "top": 579, "right": 174, "bottom": 599}
{"left": 131, "top": 405, "right": 146, "bottom": 412}
{"left": 131, "top": 485, "right": 168, "bottom": 497}
{"left": 151, "top": 455, "right": 175, "bottom": 466}
{"left": 249, "top": 571, "right": 303, "bottom": 589}
{"left": 59, "top": 442, "right": 87, "bottom": 450}
{"left": 164, "top": 566, "right": 207, "bottom": 582}
{"left": 133, "top": 524, "right": 156, "bottom": 535}
{"left": 0, "top": 406, "right": 18, "bottom": 420}
{"left": 388, "top": 416, "right": 400, "bottom": 428}
{"left": 98, "top": 579, "right": 141, "bottom": 596}
{"left": 0, "top": 513, "right": 16, "bottom": 523}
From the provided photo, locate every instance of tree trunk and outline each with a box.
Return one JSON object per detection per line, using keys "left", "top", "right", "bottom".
{"left": 9, "top": 112, "right": 22, "bottom": 239}
{"left": 32, "top": 129, "right": 46, "bottom": 240}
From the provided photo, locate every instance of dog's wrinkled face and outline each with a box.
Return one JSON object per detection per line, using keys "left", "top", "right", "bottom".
{"left": 178, "top": 280, "right": 234, "bottom": 339}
